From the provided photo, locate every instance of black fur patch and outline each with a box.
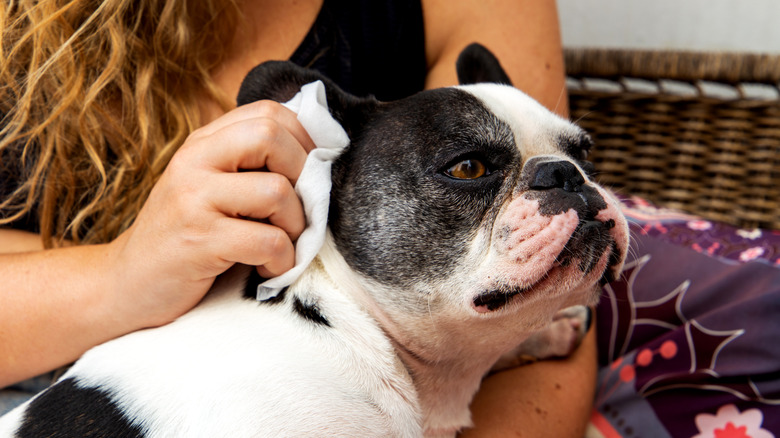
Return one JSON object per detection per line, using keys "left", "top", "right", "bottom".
{"left": 558, "top": 132, "right": 594, "bottom": 163}
{"left": 473, "top": 286, "right": 527, "bottom": 311}
{"left": 293, "top": 297, "right": 331, "bottom": 327}
{"left": 16, "top": 377, "right": 144, "bottom": 438}
{"left": 243, "top": 268, "right": 287, "bottom": 303}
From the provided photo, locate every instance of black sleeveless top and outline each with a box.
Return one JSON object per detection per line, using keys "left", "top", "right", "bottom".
{"left": 0, "top": 0, "right": 427, "bottom": 233}
{"left": 291, "top": 0, "right": 427, "bottom": 101}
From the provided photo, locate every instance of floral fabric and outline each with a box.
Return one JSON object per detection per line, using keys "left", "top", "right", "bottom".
{"left": 588, "top": 197, "right": 780, "bottom": 438}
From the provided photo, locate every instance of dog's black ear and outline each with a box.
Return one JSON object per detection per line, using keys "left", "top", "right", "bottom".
{"left": 237, "top": 61, "right": 376, "bottom": 137}
{"left": 237, "top": 61, "right": 328, "bottom": 106}
{"left": 456, "top": 43, "right": 513, "bottom": 86}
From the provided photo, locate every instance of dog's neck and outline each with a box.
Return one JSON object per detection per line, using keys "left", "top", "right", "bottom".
{"left": 315, "top": 234, "right": 502, "bottom": 436}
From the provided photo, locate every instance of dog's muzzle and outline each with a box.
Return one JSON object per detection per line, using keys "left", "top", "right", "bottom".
{"left": 523, "top": 157, "right": 617, "bottom": 275}
{"left": 472, "top": 157, "right": 626, "bottom": 313}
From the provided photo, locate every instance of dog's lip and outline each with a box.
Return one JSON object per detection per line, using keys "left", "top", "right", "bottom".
{"left": 472, "top": 286, "right": 530, "bottom": 313}
{"left": 473, "top": 257, "right": 562, "bottom": 314}
{"left": 472, "top": 272, "right": 552, "bottom": 314}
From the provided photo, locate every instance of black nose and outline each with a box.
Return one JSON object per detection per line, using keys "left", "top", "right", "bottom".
{"left": 528, "top": 160, "right": 585, "bottom": 193}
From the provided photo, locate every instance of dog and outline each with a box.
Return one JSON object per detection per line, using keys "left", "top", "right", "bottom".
{"left": 0, "top": 43, "right": 628, "bottom": 437}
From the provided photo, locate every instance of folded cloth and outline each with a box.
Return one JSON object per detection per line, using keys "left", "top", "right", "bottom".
{"left": 256, "top": 81, "right": 350, "bottom": 301}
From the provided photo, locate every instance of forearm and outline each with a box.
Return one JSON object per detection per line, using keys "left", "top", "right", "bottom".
{"left": 423, "top": 0, "right": 569, "bottom": 117}
{"left": 461, "top": 327, "right": 597, "bottom": 437}
{"left": 0, "top": 243, "right": 132, "bottom": 387}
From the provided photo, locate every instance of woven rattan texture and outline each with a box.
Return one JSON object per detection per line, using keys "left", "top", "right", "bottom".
{"left": 565, "top": 49, "right": 780, "bottom": 84}
{"left": 566, "top": 49, "right": 780, "bottom": 230}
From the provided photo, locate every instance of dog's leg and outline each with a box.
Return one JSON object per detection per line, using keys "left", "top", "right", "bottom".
{"left": 491, "top": 305, "right": 592, "bottom": 372}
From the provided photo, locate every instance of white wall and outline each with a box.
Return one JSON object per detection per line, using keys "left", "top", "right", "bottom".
{"left": 557, "top": 0, "right": 780, "bottom": 54}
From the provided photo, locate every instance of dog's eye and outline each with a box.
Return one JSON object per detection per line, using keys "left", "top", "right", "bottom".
{"left": 446, "top": 159, "right": 488, "bottom": 179}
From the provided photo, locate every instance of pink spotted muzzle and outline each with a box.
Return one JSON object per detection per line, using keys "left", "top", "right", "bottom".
{"left": 472, "top": 157, "right": 628, "bottom": 313}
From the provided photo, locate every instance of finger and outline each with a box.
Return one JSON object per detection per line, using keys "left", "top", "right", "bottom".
{"left": 257, "top": 265, "right": 282, "bottom": 280}
{"left": 207, "top": 171, "right": 306, "bottom": 241}
{"left": 211, "top": 218, "right": 296, "bottom": 277}
{"left": 195, "top": 117, "right": 311, "bottom": 185}
{"left": 193, "top": 100, "right": 316, "bottom": 153}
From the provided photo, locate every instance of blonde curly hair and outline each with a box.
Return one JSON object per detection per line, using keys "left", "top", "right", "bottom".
{"left": 0, "top": 0, "right": 240, "bottom": 247}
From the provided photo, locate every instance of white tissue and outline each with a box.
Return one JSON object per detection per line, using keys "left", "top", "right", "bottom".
{"left": 256, "top": 80, "right": 350, "bottom": 301}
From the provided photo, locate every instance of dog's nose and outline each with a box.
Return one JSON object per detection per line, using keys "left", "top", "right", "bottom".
{"left": 528, "top": 160, "right": 585, "bottom": 193}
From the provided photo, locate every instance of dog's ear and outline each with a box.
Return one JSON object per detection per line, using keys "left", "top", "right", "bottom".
{"left": 237, "top": 61, "right": 330, "bottom": 106}
{"left": 456, "top": 43, "right": 513, "bottom": 86}
{"left": 237, "top": 61, "right": 376, "bottom": 138}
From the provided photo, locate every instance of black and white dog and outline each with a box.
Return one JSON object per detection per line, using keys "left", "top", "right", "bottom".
{"left": 0, "top": 44, "right": 628, "bottom": 437}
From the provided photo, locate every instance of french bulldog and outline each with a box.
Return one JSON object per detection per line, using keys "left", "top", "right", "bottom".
{"left": 0, "top": 43, "right": 628, "bottom": 438}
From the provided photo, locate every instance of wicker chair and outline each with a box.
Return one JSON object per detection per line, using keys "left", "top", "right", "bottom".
{"left": 565, "top": 48, "right": 780, "bottom": 230}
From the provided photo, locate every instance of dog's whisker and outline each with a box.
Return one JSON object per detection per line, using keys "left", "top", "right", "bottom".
{"left": 573, "top": 110, "right": 595, "bottom": 126}
{"left": 554, "top": 84, "right": 567, "bottom": 116}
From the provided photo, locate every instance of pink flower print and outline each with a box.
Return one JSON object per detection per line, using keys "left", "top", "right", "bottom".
{"left": 692, "top": 243, "right": 720, "bottom": 255}
{"left": 688, "top": 220, "right": 713, "bottom": 231}
{"left": 739, "top": 247, "right": 765, "bottom": 263}
{"left": 692, "top": 404, "right": 774, "bottom": 438}
{"left": 736, "top": 228, "right": 763, "bottom": 240}
{"left": 714, "top": 422, "right": 749, "bottom": 438}
{"left": 659, "top": 340, "right": 677, "bottom": 359}
{"left": 641, "top": 222, "right": 668, "bottom": 234}
{"left": 619, "top": 364, "right": 636, "bottom": 382}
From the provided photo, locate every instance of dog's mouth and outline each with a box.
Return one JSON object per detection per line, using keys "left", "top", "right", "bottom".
{"left": 473, "top": 217, "right": 620, "bottom": 314}
{"left": 472, "top": 269, "right": 554, "bottom": 313}
{"left": 473, "top": 285, "right": 532, "bottom": 313}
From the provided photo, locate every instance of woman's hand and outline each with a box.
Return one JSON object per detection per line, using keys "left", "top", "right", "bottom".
{"left": 0, "top": 99, "right": 316, "bottom": 387}
{"left": 108, "top": 99, "right": 315, "bottom": 329}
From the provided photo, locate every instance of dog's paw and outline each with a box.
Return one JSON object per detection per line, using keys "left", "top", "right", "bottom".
{"left": 491, "top": 305, "right": 592, "bottom": 372}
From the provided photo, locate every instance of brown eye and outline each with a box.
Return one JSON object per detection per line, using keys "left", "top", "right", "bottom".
{"left": 446, "top": 159, "right": 487, "bottom": 179}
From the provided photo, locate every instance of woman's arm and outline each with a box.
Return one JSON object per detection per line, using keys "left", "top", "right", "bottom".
{"left": 0, "top": 230, "right": 115, "bottom": 387}
{"left": 421, "top": 0, "right": 596, "bottom": 435}
{"left": 461, "top": 328, "right": 598, "bottom": 437}
{"left": 422, "top": 0, "right": 569, "bottom": 117}
{"left": 0, "top": 241, "right": 131, "bottom": 387}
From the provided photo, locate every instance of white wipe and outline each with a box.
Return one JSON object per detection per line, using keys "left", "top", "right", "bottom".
{"left": 256, "top": 81, "right": 350, "bottom": 301}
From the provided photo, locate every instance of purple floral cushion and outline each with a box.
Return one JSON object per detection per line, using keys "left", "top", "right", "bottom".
{"left": 589, "top": 197, "right": 780, "bottom": 438}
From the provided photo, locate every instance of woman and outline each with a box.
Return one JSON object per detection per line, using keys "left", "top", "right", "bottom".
{"left": 0, "top": 0, "right": 592, "bottom": 435}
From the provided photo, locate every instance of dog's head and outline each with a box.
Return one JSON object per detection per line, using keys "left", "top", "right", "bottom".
{"left": 238, "top": 44, "right": 628, "bottom": 357}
